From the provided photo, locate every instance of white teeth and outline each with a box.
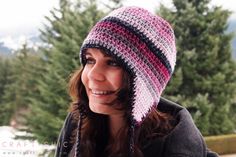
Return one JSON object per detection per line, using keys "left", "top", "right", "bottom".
{"left": 91, "top": 90, "right": 112, "bottom": 95}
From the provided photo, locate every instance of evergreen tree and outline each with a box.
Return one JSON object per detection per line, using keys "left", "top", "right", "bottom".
{"left": 159, "top": 0, "right": 236, "bottom": 135}
{"left": 0, "top": 44, "right": 42, "bottom": 126}
{"left": 0, "top": 57, "right": 14, "bottom": 125}
{"left": 25, "top": 0, "right": 122, "bottom": 143}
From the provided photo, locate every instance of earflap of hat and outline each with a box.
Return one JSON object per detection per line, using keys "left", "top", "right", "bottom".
{"left": 131, "top": 76, "right": 160, "bottom": 123}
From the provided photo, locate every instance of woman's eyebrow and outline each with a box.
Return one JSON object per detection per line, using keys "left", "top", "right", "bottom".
{"left": 102, "top": 52, "right": 111, "bottom": 58}
{"left": 85, "top": 50, "right": 112, "bottom": 58}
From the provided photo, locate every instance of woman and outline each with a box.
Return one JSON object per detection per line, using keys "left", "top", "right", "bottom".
{"left": 55, "top": 6, "right": 218, "bottom": 157}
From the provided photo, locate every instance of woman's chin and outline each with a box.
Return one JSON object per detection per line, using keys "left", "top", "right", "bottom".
{"left": 89, "top": 102, "right": 122, "bottom": 115}
{"left": 89, "top": 103, "right": 110, "bottom": 115}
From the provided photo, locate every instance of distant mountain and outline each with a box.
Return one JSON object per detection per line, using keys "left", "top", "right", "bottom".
{"left": 0, "top": 33, "right": 42, "bottom": 58}
{"left": 232, "top": 38, "right": 236, "bottom": 59}
{"left": 228, "top": 20, "right": 236, "bottom": 59}
{"left": 0, "top": 42, "right": 13, "bottom": 57}
{"left": 29, "top": 35, "right": 42, "bottom": 43}
{"left": 228, "top": 20, "right": 236, "bottom": 33}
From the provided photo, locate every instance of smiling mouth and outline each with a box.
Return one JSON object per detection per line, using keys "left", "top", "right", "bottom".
{"left": 91, "top": 90, "right": 115, "bottom": 95}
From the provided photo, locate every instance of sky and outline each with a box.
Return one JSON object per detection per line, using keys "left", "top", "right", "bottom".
{"left": 0, "top": 0, "right": 236, "bottom": 50}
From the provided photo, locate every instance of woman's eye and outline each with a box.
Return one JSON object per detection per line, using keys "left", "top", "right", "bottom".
{"left": 85, "top": 58, "right": 95, "bottom": 64}
{"left": 108, "top": 60, "right": 120, "bottom": 67}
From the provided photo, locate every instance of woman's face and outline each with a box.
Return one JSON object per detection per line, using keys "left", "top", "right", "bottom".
{"left": 81, "top": 48, "right": 124, "bottom": 115}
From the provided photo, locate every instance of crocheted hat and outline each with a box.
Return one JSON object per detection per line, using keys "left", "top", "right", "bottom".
{"left": 80, "top": 6, "right": 176, "bottom": 123}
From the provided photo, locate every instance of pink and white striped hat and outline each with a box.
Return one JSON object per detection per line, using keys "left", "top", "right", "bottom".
{"left": 80, "top": 6, "right": 176, "bottom": 123}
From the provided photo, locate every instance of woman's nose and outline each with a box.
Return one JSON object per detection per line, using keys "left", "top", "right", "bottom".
{"left": 87, "top": 64, "right": 106, "bottom": 82}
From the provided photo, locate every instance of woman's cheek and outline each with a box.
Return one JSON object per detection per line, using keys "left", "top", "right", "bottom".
{"left": 81, "top": 68, "right": 88, "bottom": 86}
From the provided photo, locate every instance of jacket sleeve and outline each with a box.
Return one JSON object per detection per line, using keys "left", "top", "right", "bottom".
{"left": 54, "top": 112, "right": 74, "bottom": 157}
{"left": 206, "top": 149, "right": 219, "bottom": 157}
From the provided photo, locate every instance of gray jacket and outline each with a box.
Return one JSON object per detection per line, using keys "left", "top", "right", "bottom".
{"left": 55, "top": 98, "right": 219, "bottom": 157}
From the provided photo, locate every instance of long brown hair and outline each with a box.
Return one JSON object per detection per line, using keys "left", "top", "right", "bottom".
{"left": 68, "top": 67, "right": 174, "bottom": 157}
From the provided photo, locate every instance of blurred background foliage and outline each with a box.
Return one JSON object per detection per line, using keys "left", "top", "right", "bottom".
{"left": 0, "top": 0, "right": 235, "bottom": 144}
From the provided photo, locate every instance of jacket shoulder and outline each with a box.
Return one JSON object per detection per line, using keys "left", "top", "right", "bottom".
{"left": 164, "top": 108, "right": 207, "bottom": 157}
{"left": 155, "top": 98, "right": 207, "bottom": 157}
{"left": 158, "top": 98, "right": 219, "bottom": 157}
{"left": 158, "top": 97, "right": 184, "bottom": 115}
